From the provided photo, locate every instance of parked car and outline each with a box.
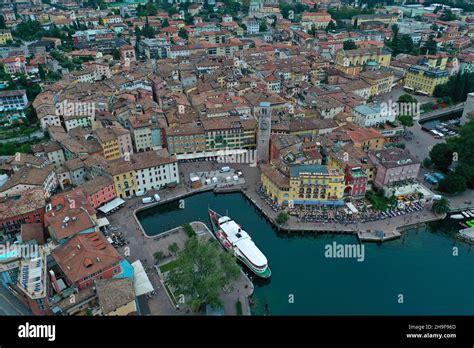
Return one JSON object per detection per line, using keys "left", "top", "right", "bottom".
{"left": 136, "top": 190, "right": 146, "bottom": 197}
{"left": 154, "top": 194, "right": 161, "bottom": 202}
{"left": 142, "top": 197, "right": 154, "bottom": 204}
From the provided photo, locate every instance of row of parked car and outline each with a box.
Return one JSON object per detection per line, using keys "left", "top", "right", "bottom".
{"left": 135, "top": 190, "right": 161, "bottom": 204}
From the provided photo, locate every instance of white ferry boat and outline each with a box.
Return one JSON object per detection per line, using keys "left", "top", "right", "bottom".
{"left": 208, "top": 208, "right": 271, "bottom": 278}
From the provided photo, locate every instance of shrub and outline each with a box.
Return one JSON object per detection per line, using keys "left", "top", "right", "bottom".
{"left": 182, "top": 223, "right": 196, "bottom": 237}
{"left": 236, "top": 300, "right": 243, "bottom": 315}
{"left": 276, "top": 212, "right": 289, "bottom": 225}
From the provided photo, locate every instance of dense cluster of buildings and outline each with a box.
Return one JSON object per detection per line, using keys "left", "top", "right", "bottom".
{"left": 0, "top": 0, "right": 472, "bottom": 316}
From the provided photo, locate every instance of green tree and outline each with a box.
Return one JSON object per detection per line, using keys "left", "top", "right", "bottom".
{"left": 146, "top": 3, "right": 158, "bottom": 16}
{"left": 423, "top": 157, "right": 432, "bottom": 169}
{"left": 434, "top": 72, "right": 474, "bottom": 103}
{"left": 142, "top": 17, "right": 155, "bottom": 38}
{"left": 326, "top": 20, "right": 336, "bottom": 32}
{"left": 134, "top": 26, "right": 142, "bottom": 42}
{"left": 166, "top": 237, "right": 240, "bottom": 312}
{"left": 162, "top": 18, "right": 170, "bottom": 28}
{"left": 112, "top": 48, "right": 120, "bottom": 60}
{"left": 182, "top": 223, "right": 196, "bottom": 237}
{"left": 429, "top": 143, "right": 453, "bottom": 171}
{"left": 439, "top": 9, "right": 457, "bottom": 21}
{"left": 168, "top": 242, "right": 179, "bottom": 256}
{"left": 0, "top": 15, "right": 6, "bottom": 30}
{"left": 399, "top": 115, "right": 414, "bottom": 130}
{"left": 12, "top": 20, "right": 43, "bottom": 41}
{"left": 399, "top": 34, "right": 414, "bottom": 54}
{"left": 178, "top": 27, "right": 188, "bottom": 39}
{"left": 38, "top": 64, "right": 46, "bottom": 80}
{"left": 431, "top": 197, "right": 451, "bottom": 215}
{"left": 398, "top": 94, "right": 418, "bottom": 104}
{"left": 343, "top": 40, "right": 357, "bottom": 50}
{"left": 438, "top": 174, "right": 467, "bottom": 194}
{"left": 422, "top": 35, "right": 437, "bottom": 55}
{"left": 154, "top": 251, "right": 165, "bottom": 262}
{"left": 276, "top": 212, "right": 289, "bottom": 225}
{"left": 260, "top": 21, "right": 268, "bottom": 32}
{"left": 455, "top": 163, "right": 474, "bottom": 189}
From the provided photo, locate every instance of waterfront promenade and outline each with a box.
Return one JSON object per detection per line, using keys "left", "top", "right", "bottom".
{"left": 105, "top": 161, "right": 464, "bottom": 315}
{"left": 132, "top": 161, "right": 447, "bottom": 242}
{"left": 238, "top": 165, "right": 444, "bottom": 241}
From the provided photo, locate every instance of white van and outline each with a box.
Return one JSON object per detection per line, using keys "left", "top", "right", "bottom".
{"left": 136, "top": 190, "right": 146, "bottom": 197}
{"left": 220, "top": 166, "right": 231, "bottom": 173}
{"left": 142, "top": 197, "right": 153, "bottom": 204}
{"left": 154, "top": 194, "right": 161, "bottom": 202}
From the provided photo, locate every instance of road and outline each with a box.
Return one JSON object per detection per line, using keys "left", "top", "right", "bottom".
{"left": 0, "top": 286, "right": 31, "bottom": 315}
{"left": 418, "top": 103, "right": 464, "bottom": 121}
{"left": 403, "top": 122, "right": 443, "bottom": 165}
{"left": 374, "top": 85, "right": 437, "bottom": 105}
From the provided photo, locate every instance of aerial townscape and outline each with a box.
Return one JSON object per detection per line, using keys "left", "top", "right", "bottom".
{"left": 0, "top": 0, "right": 474, "bottom": 319}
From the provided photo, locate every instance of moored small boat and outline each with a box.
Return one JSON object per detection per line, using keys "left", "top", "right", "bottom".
{"left": 450, "top": 214, "right": 464, "bottom": 220}
{"left": 459, "top": 227, "right": 474, "bottom": 242}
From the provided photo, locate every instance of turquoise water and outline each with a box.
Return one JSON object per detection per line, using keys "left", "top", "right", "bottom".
{"left": 137, "top": 191, "right": 474, "bottom": 315}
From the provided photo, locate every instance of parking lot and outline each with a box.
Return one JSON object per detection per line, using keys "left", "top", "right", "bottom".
{"left": 189, "top": 167, "right": 246, "bottom": 188}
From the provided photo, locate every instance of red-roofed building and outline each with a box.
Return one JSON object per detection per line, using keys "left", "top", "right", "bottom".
{"left": 45, "top": 188, "right": 98, "bottom": 244}
{"left": 52, "top": 232, "right": 123, "bottom": 289}
{"left": 79, "top": 176, "right": 116, "bottom": 209}
{"left": 1, "top": 55, "right": 27, "bottom": 74}
{"left": 347, "top": 127, "right": 385, "bottom": 152}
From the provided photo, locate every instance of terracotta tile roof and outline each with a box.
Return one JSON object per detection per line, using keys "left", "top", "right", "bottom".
{"left": 130, "top": 149, "right": 177, "bottom": 170}
{"left": 347, "top": 128, "right": 384, "bottom": 143}
{"left": 261, "top": 163, "right": 290, "bottom": 188}
{"left": 0, "top": 165, "right": 55, "bottom": 193}
{"left": 52, "top": 232, "right": 122, "bottom": 283}
{"left": 20, "top": 222, "right": 45, "bottom": 244}
{"left": 96, "top": 278, "right": 136, "bottom": 314}
{"left": 79, "top": 176, "right": 114, "bottom": 197}
{"left": 0, "top": 189, "right": 45, "bottom": 220}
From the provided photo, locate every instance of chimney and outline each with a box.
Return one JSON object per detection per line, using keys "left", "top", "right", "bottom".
{"left": 49, "top": 270, "right": 61, "bottom": 294}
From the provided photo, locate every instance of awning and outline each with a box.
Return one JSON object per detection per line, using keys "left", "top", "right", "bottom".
{"left": 98, "top": 198, "right": 126, "bottom": 214}
{"left": 131, "top": 260, "right": 154, "bottom": 296}
{"left": 293, "top": 200, "right": 345, "bottom": 206}
{"left": 96, "top": 217, "right": 110, "bottom": 228}
{"left": 346, "top": 202, "right": 359, "bottom": 213}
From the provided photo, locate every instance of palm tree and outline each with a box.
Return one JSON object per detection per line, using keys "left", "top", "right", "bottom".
{"left": 432, "top": 197, "right": 451, "bottom": 215}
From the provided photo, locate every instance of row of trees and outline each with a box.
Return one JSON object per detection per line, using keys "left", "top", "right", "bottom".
{"left": 387, "top": 25, "right": 437, "bottom": 56}
{"left": 434, "top": 72, "right": 474, "bottom": 103}
{"left": 429, "top": 120, "right": 474, "bottom": 194}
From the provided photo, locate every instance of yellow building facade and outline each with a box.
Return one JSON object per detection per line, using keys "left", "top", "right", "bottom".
{"left": 261, "top": 163, "right": 345, "bottom": 206}
{"left": 106, "top": 159, "right": 137, "bottom": 198}
{"left": 404, "top": 65, "right": 449, "bottom": 96}
{"left": 0, "top": 30, "right": 13, "bottom": 45}
{"left": 102, "top": 139, "right": 121, "bottom": 160}
{"left": 335, "top": 48, "right": 391, "bottom": 76}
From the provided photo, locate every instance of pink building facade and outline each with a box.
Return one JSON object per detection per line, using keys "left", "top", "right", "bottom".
{"left": 369, "top": 148, "right": 421, "bottom": 189}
